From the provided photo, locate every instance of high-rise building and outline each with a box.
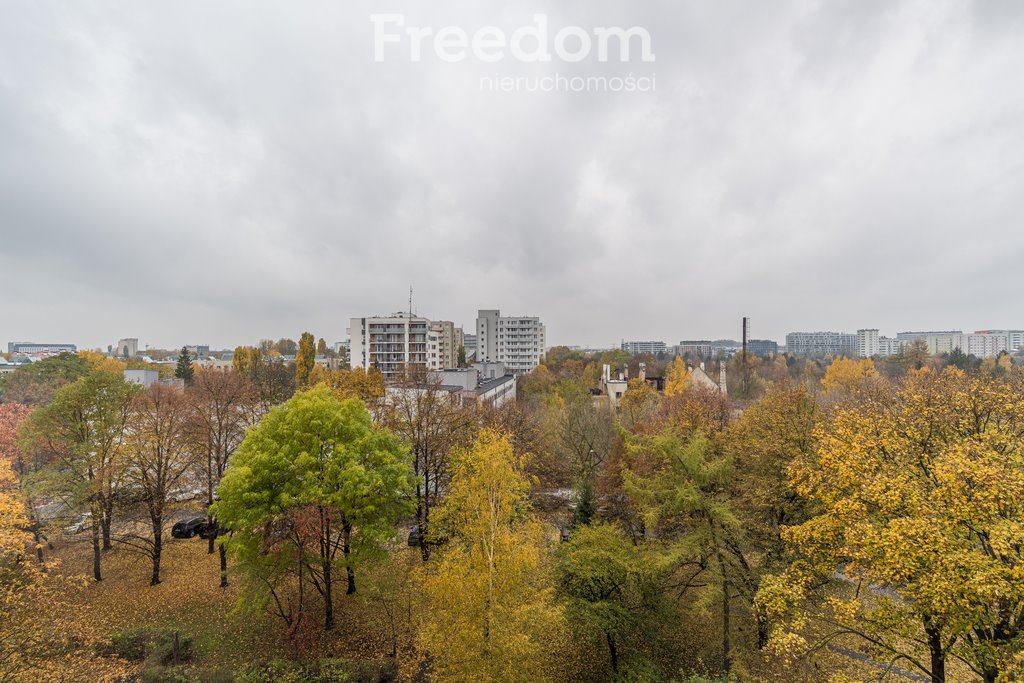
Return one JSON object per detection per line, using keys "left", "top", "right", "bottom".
{"left": 621, "top": 340, "right": 666, "bottom": 356}
{"left": 785, "top": 332, "right": 858, "bottom": 357}
{"left": 476, "top": 309, "right": 546, "bottom": 374}
{"left": 856, "top": 329, "right": 880, "bottom": 358}
{"left": 431, "top": 320, "right": 463, "bottom": 369}
{"left": 348, "top": 313, "right": 441, "bottom": 380}
{"left": 114, "top": 338, "right": 139, "bottom": 358}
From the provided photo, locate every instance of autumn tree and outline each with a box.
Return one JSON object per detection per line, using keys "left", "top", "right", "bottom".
{"left": 0, "top": 352, "right": 91, "bottom": 405}
{"left": 215, "top": 387, "right": 414, "bottom": 631}
{"left": 820, "top": 356, "right": 878, "bottom": 394}
{"left": 418, "top": 429, "right": 564, "bottom": 681}
{"left": 384, "top": 374, "right": 475, "bottom": 561}
{"left": 122, "top": 384, "right": 196, "bottom": 585}
{"left": 19, "top": 370, "right": 137, "bottom": 581}
{"left": 294, "top": 332, "right": 316, "bottom": 389}
{"left": 187, "top": 370, "right": 258, "bottom": 586}
{"left": 174, "top": 346, "right": 195, "bottom": 385}
{"left": 0, "top": 403, "right": 45, "bottom": 564}
{"left": 758, "top": 368, "right": 1024, "bottom": 683}
{"left": 664, "top": 357, "right": 692, "bottom": 397}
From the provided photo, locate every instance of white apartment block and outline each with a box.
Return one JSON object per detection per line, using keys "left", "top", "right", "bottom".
{"left": 856, "top": 329, "right": 880, "bottom": 358}
{"left": 878, "top": 336, "right": 904, "bottom": 357}
{"left": 348, "top": 313, "right": 441, "bottom": 380}
{"left": 785, "top": 331, "right": 858, "bottom": 357}
{"left": 621, "top": 340, "right": 666, "bottom": 355}
{"left": 896, "top": 329, "right": 1021, "bottom": 357}
{"left": 476, "top": 309, "right": 546, "bottom": 374}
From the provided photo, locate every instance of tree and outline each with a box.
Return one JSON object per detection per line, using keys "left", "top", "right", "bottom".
{"left": 619, "top": 378, "right": 660, "bottom": 427}
{"left": 122, "top": 384, "right": 196, "bottom": 585}
{"left": 758, "top": 368, "right": 1024, "bottom": 683}
{"left": 215, "top": 387, "right": 414, "bottom": 631}
{"left": 19, "top": 370, "right": 137, "bottom": 581}
{"left": 316, "top": 338, "right": 328, "bottom": 356}
{"left": 295, "top": 332, "right": 316, "bottom": 389}
{"left": 187, "top": 370, "right": 258, "bottom": 586}
{"left": 174, "top": 346, "right": 195, "bottom": 385}
{"left": 384, "top": 374, "right": 475, "bottom": 561}
{"left": 0, "top": 403, "right": 45, "bottom": 565}
{"left": 821, "top": 357, "right": 878, "bottom": 394}
{"left": 664, "top": 357, "right": 692, "bottom": 397}
{"left": 622, "top": 428, "right": 747, "bottom": 677}
{"left": 457, "top": 345, "right": 467, "bottom": 367}
{"left": 0, "top": 352, "right": 91, "bottom": 405}
{"left": 557, "top": 523, "right": 668, "bottom": 676}
{"left": 274, "top": 338, "right": 298, "bottom": 355}
{"left": 418, "top": 429, "right": 564, "bottom": 682}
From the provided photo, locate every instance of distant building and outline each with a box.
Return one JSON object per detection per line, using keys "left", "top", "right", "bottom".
{"left": 747, "top": 339, "right": 778, "bottom": 357}
{"left": 476, "top": 309, "right": 546, "bottom": 374}
{"left": 463, "top": 333, "right": 478, "bottom": 361}
{"left": 124, "top": 369, "right": 160, "bottom": 387}
{"left": 8, "top": 342, "right": 77, "bottom": 355}
{"left": 786, "top": 332, "right": 858, "bottom": 357}
{"left": 677, "top": 342, "right": 715, "bottom": 358}
{"left": 428, "top": 362, "right": 517, "bottom": 408}
{"left": 431, "top": 320, "right": 462, "bottom": 369}
{"left": 976, "top": 330, "right": 1024, "bottom": 353}
{"left": 621, "top": 340, "right": 666, "bottom": 356}
{"left": 186, "top": 345, "right": 210, "bottom": 357}
{"left": 114, "top": 338, "right": 139, "bottom": 358}
{"left": 856, "top": 329, "right": 879, "bottom": 358}
{"left": 349, "top": 313, "right": 440, "bottom": 380}
{"left": 878, "top": 336, "right": 904, "bottom": 356}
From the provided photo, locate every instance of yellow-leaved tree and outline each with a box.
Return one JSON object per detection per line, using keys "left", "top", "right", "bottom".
{"left": 757, "top": 367, "right": 1024, "bottom": 683}
{"left": 418, "top": 429, "right": 565, "bottom": 682}
{"left": 664, "top": 357, "right": 692, "bottom": 397}
{"left": 820, "top": 356, "right": 878, "bottom": 394}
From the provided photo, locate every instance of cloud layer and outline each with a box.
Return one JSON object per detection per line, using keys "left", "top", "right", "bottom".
{"left": 1, "top": 1, "right": 1022, "bottom": 349}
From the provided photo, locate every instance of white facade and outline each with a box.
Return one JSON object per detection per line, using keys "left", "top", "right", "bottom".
{"left": 878, "top": 336, "right": 904, "bottom": 357}
{"left": 785, "top": 332, "right": 858, "bottom": 357}
{"left": 621, "top": 340, "right": 666, "bottom": 355}
{"left": 923, "top": 332, "right": 1009, "bottom": 358}
{"left": 856, "top": 329, "right": 880, "bottom": 358}
{"left": 349, "top": 313, "right": 441, "bottom": 380}
{"left": 476, "top": 309, "right": 546, "bottom": 374}
{"left": 114, "top": 338, "right": 139, "bottom": 358}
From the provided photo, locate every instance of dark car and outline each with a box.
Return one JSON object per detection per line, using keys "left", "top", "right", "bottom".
{"left": 197, "top": 520, "right": 219, "bottom": 540}
{"left": 172, "top": 516, "right": 208, "bottom": 539}
{"left": 407, "top": 525, "right": 422, "bottom": 547}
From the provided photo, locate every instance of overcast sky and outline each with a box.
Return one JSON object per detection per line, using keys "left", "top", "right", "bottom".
{"left": 1, "top": 1, "right": 1023, "bottom": 351}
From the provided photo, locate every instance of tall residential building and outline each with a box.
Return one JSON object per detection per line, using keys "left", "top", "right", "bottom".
{"left": 677, "top": 342, "right": 715, "bottom": 358}
{"left": 785, "top": 331, "right": 858, "bottom": 357}
{"left": 431, "top": 320, "right": 463, "bottom": 369}
{"left": 878, "top": 336, "right": 904, "bottom": 356}
{"left": 856, "top": 329, "right": 880, "bottom": 358}
{"left": 348, "top": 313, "right": 440, "bottom": 380}
{"left": 476, "top": 309, "right": 546, "bottom": 374}
{"left": 621, "top": 340, "right": 666, "bottom": 356}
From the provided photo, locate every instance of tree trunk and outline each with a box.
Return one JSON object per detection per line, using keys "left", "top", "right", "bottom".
{"left": 101, "top": 501, "right": 113, "bottom": 551}
{"left": 322, "top": 509, "right": 334, "bottom": 630}
{"left": 219, "top": 543, "right": 229, "bottom": 588}
{"left": 150, "top": 524, "right": 162, "bottom": 586}
{"left": 417, "top": 470, "right": 431, "bottom": 562}
{"left": 720, "top": 556, "right": 731, "bottom": 676}
{"left": 606, "top": 632, "right": 619, "bottom": 674}
{"left": 91, "top": 513, "right": 102, "bottom": 582}
{"left": 343, "top": 520, "right": 356, "bottom": 594}
{"left": 926, "top": 624, "right": 945, "bottom": 683}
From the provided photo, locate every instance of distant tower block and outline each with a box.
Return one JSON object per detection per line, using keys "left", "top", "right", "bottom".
{"left": 719, "top": 362, "right": 728, "bottom": 395}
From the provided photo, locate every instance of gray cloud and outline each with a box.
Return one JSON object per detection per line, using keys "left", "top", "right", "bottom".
{"left": 1, "top": 0, "right": 1023, "bottom": 350}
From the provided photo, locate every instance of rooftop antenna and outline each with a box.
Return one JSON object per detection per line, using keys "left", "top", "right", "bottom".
{"left": 409, "top": 286, "right": 413, "bottom": 317}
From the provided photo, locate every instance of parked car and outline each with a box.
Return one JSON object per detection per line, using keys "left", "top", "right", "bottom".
{"left": 171, "top": 516, "right": 208, "bottom": 539}
{"left": 197, "top": 520, "right": 219, "bottom": 540}
{"left": 407, "top": 525, "right": 422, "bottom": 547}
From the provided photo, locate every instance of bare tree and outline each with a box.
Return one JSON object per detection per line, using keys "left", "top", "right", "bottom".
{"left": 187, "top": 370, "right": 259, "bottom": 587}
{"left": 383, "top": 369, "right": 474, "bottom": 560}
{"left": 122, "top": 384, "right": 196, "bottom": 585}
